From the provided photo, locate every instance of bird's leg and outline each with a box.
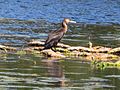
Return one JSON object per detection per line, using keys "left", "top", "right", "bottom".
{"left": 51, "top": 47, "right": 57, "bottom": 52}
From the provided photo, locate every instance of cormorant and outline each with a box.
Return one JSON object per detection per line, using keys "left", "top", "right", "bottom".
{"left": 43, "top": 18, "right": 76, "bottom": 51}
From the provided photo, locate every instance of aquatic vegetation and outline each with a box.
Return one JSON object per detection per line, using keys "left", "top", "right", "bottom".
{"left": 16, "top": 50, "right": 27, "bottom": 55}
{"left": 93, "top": 61, "right": 120, "bottom": 70}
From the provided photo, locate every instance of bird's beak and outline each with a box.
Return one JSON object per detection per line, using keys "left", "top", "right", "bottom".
{"left": 69, "top": 20, "right": 76, "bottom": 23}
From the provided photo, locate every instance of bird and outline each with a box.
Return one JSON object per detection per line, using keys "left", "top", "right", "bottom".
{"left": 43, "top": 18, "right": 76, "bottom": 52}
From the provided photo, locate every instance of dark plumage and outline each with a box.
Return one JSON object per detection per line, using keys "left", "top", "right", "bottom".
{"left": 43, "top": 18, "right": 76, "bottom": 51}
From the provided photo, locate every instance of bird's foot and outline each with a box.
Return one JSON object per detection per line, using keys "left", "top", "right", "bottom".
{"left": 51, "top": 47, "right": 57, "bottom": 52}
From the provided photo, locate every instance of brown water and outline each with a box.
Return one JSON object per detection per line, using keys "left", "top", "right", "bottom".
{"left": 0, "top": 19, "right": 120, "bottom": 90}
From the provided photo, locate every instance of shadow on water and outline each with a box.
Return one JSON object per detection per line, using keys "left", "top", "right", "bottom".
{"left": 0, "top": 18, "right": 120, "bottom": 90}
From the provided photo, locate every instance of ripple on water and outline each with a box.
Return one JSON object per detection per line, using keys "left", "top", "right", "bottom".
{"left": 105, "top": 75, "right": 120, "bottom": 78}
{"left": 81, "top": 77, "right": 115, "bottom": 89}
{"left": 0, "top": 17, "right": 120, "bottom": 89}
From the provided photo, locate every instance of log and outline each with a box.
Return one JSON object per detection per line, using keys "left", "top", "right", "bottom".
{"left": 0, "top": 45, "right": 16, "bottom": 52}
{"left": 41, "top": 49, "right": 65, "bottom": 57}
{"left": 93, "top": 46, "right": 112, "bottom": 53}
{"left": 86, "top": 53, "right": 119, "bottom": 61}
{"left": 109, "top": 47, "right": 120, "bottom": 55}
{"left": 28, "top": 40, "right": 44, "bottom": 46}
{"left": 28, "top": 40, "right": 70, "bottom": 48}
{"left": 0, "top": 40, "right": 120, "bottom": 61}
{"left": 67, "top": 46, "right": 111, "bottom": 53}
{"left": 67, "top": 46, "right": 91, "bottom": 52}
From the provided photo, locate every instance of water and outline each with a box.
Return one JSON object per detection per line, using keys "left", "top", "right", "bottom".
{"left": 0, "top": 18, "right": 120, "bottom": 90}
{"left": 0, "top": 54, "right": 120, "bottom": 90}
{"left": 0, "top": 0, "right": 120, "bottom": 24}
{"left": 0, "top": 0, "right": 120, "bottom": 90}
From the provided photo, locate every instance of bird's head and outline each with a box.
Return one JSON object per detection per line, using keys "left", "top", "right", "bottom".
{"left": 64, "top": 18, "right": 76, "bottom": 24}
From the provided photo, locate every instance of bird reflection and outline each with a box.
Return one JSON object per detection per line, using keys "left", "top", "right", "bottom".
{"left": 42, "top": 59, "right": 66, "bottom": 87}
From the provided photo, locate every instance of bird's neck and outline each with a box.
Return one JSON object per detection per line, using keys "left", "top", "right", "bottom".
{"left": 62, "top": 22, "right": 68, "bottom": 33}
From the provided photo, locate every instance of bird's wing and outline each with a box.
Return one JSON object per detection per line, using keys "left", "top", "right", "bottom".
{"left": 45, "top": 30, "right": 64, "bottom": 44}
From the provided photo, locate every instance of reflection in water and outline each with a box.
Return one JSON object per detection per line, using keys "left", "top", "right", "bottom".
{"left": 0, "top": 53, "right": 119, "bottom": 89}
{"left": 41, "top": 59, "right": 66, "bottom": 87}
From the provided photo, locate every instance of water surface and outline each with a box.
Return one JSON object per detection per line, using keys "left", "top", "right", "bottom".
{"left": 0, "top": 19, "right": 120, "bottom": 90}
{"left": 0, "top": 0, "right": 120, "bottom": 89}
{"left": 0, "top": 53, "right": 120, "bottom": 90}
{"left": 0, "top": 0, "right": 120, "bottom": 24}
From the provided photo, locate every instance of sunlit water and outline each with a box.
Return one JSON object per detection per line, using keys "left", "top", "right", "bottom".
{"left": 0, "top": 19, "right": 120, "bottom": 90}
{"left": 0, "top": 0, "right": 120, "bottom": 24}
{"left": 0, "top": 0, "right": 120, "bottom": 89}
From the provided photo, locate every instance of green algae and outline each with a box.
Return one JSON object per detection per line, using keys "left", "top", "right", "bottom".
{"left": 92, "top": 60, "right": 120, "bottom": 70}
